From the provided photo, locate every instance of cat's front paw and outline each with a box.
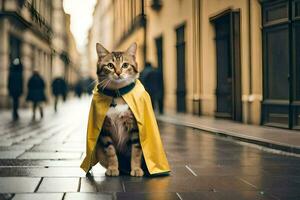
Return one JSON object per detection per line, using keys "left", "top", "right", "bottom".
{"left": 130, "top": 168, "right": 144, "bottom": 177}
{"left": 105, "top": 167, "right": 119, "bottom": 176}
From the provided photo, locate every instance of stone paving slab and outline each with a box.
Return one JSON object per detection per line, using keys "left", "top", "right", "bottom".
{"left": 30, "top": 144, "right": 84, "bottom": 152}
{"left": 178, "top": 191, "right": 276, "bottom": 200}
{"left": 80, "top": 177, "right": 123, "bottom": 192}
{"left": 0, "top": 151, "right": 24, "bottom": 159}
{"left": 122, "top": 176, "right": 257, "bottom": 193}
{"left": 16, "top": 138, "right": 44, "bottom": 145}
{"left": 116, "top": 192, "right": 180, "bottom": 200}
{"left": 58, "top": 142, "right": 85, "bottom": 148}
{"left": 0, "top": 177, "right": 41, "bottom": 193}
{"left": 264, "top": 188, "right": 300, "bottom": 199}
{"left": 0, "top": 145, "right": 34, "bottom": 151}
{"left": 0, "top": 194, "right": 14, "bottom": 199}
{"left": 37, "top": 178, "right": 79, "bottom": 192}
{"left": 0, "top": 159, "right": 81, "bottom": 167}
{"left": 64, "top": 193, "right": 113, "bottom": 200}
{"left": 189, "top": 165, "right": 267, "bottom": 176}
{"left": 12, "top": 193, "right": 63, "bottom": 200}
{"left": 18, "top": 152, "right": 82, "bottom": 159}
{"left": 0, "top": 167, "right": 86, "bottom": 177}
{"left": 0, "top": 141, "right": 13, "bottom": 147}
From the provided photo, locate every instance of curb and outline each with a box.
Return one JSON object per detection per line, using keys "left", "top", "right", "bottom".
{"left": 157, "top": 116, "right": 300, "bottom": 155}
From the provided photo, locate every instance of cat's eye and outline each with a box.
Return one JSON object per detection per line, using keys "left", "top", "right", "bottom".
{"left": 122, "top": 63, "right": 129, "bottom": 69}
{"left": 107, "top": 63, "right": 114, "bottom": 69}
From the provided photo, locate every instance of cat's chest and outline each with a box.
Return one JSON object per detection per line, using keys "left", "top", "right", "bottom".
{"left": 106, "top": 104, "right": 129, "bottom": 119}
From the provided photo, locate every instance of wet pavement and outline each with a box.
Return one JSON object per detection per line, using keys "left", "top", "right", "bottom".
{"left": 0, "top": 98, "right": 300, "bottom": 200}
{"left": 157, "top": 114, "right": 300, "bottom": 154}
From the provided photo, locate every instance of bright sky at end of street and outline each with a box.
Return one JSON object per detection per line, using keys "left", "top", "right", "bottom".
{"left": 63, "top": 0, "right": 97, "bottom": 53}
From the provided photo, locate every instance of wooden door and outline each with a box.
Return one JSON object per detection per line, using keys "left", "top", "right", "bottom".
{"left": 176, "top": 24, "right": 186, "bottom": 113}
{"left": 212, "top": 11, "right": 242, "bottom": 121}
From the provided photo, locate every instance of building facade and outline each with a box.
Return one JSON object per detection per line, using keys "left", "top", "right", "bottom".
{"left": 87, "top": 0, "right": 145, "bottom": 78}
{"left": 65, "top": 13, "right": 81, "bottom": 87}
{"left": 0, "top": 0, "right": 53, "bottom": 108}
{"left": 88, "top": 0, "right": 300, "bottom": 130}
{"left": 0, "top": 0, "right": 80, "bottom": 108}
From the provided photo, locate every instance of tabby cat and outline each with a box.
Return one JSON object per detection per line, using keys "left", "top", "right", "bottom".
{"left": 95, "top": 43, "right": 144, "bottom": 177}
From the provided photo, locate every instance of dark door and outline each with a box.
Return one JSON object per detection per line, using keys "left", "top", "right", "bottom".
{"left": 176, "top": 24, "right": 186, "bottom": 112}
{"left": 212, "top": 11, "right": 242, "bottom": 121}
{"left": 261, "top": 0, "right": 300, "bottom": 129}
{"left": 294, "top": 19, "right": 300, "bottom": 129}
{"left": 155, "top": 36, "right": 164, "bottom": 114}
{"left": 214, "top": 14, "right": 232, "bottom": 118}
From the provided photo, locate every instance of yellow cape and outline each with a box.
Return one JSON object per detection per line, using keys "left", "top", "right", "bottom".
{"left": 80, "top": 80, "right": 170, "bottom": 175}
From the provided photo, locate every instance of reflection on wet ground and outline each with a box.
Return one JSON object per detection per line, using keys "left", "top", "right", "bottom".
{"left": 0, "top": 98, "right": 300, "bottom": 199}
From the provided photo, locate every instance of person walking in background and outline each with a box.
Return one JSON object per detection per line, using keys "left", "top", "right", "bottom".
{"left": 86, "top": 76, "right": 95, "bottom": 95}
{"left": 157, "top": 69, "right": 164, "bottom": 114}
{"left": 139, "top": 62, "right": 153, "bottom": 86}
{"left": 26, "top": 70, "right": 46, "bottom": 120}
{"left": 8, "top": 58, "right": 23, "bottom": 121}
{"left": 51, "top": 77, "right": 68, "bottom": 112}
{"left": 140, "top": 62, "right": 160, "bottom": 111}
{"left": 74, "top": 80, "right": 83, "bottom": 98}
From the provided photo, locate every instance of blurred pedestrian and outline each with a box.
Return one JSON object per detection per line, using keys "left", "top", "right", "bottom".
{"left": 26, "top": 70, "right": 46, "bottom": 120}
{"left": 51, "top": 77, "right": 68, "bottom": 112}
{"left": 8, "top": 58, "right": 23, "bottom": 121}
{"left": 157, "top": 70, "right": 164, "bottom": 114}
{"left": 139, "top": 62, "right": 153, "bottom": 86}
{"left": 74, "top": 80, "right": 83, "bottom": 98}
{"left": 140, "top": 62, "right": 161, "bottom": 111}
{"left": 86, "top": 76, "right": 95, "bottom": 95}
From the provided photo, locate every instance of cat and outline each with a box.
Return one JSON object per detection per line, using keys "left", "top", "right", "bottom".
{"left": 95, "top": 42, "right": 144, "bottom": 177}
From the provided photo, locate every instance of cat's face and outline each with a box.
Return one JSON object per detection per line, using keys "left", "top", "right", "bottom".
{"left": 96, "top": 43, "right": 139, "bottom": 90}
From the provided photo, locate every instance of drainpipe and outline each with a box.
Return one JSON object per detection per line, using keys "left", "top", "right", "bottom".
{"left": 141, "top": 0, "right": 147, "bottom": 67}
{"left": 248, "top": 0, "right": 252, "bottom": 124}
{"left": 199, "top": 0, "right": 203, "bottom": 115}
{"left": 2, "top": 0, "right": 6, "bottom": 11}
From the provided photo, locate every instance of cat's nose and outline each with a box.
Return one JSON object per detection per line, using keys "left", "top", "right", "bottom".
{"left": 115, "top": 70, "right": 121, "bottom": 76}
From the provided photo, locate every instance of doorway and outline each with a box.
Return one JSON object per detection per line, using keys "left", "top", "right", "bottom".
{"left": 211, "top": 11, "right": 242, "bottom": 121}
{"left": 261, "top": 0, "right": 300, "bottom": 129}
{"left": 176, "top": 24, "right": 186, "bottom": 113}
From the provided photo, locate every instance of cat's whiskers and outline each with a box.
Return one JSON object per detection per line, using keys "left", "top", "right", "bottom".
{"left": 87, "top": 79, "right": 98, "bottom": 88}
{"left": 98, "top": 81, "right": 105, "bottom": 88}
{"left": 98, "top": 78, "right": 110, "bottom": 87}
{"left": 102, "top": 79, "right": 112, "bottom": 90}
{"left": 98, "top": 78, "right": 108, "bottom": 86}
{"left": 110, "top": 76, "right": 134, "bottom": 83}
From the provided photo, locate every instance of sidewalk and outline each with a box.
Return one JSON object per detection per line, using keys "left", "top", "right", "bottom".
{"left": 157, "top": 114, "right": 300, "bottom": 154}
{"left": 1, "top": 98, "right": 300, "bottom": 199}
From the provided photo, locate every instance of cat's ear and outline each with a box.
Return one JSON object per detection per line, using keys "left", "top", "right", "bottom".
{"left": 96, "top": 43, "right": 109, "bottom": 60}
{"left": 126, "top": 42, "right": 137, "bottom": 57}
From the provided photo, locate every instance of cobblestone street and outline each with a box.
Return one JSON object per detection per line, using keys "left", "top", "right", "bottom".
{"left": 0, "top": 98, "right": 300, "bottom": 200}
